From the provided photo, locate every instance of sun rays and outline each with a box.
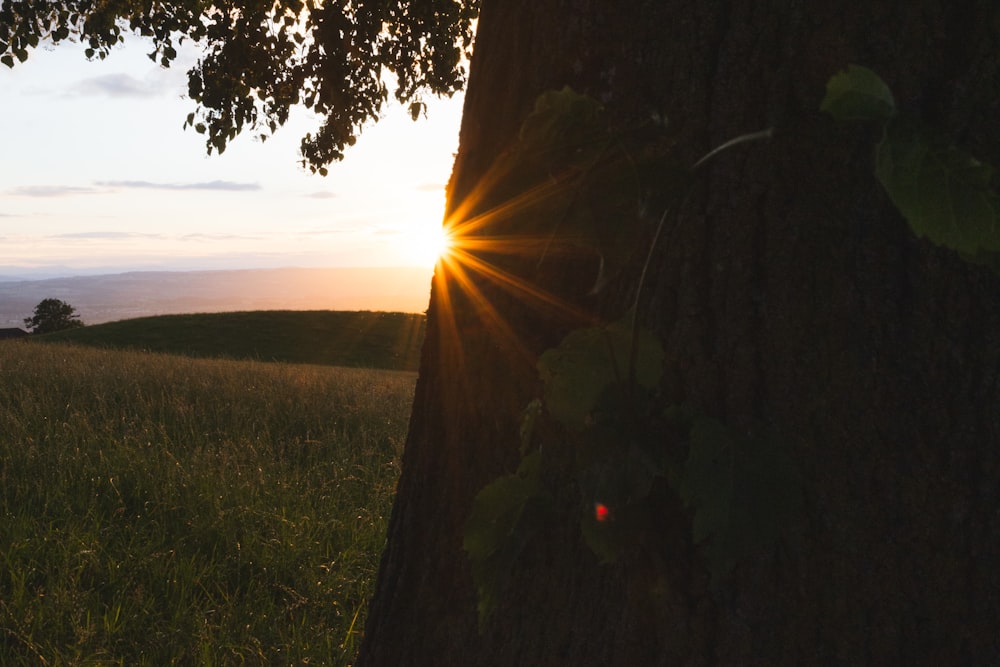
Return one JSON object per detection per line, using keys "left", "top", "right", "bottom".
{"left": 428, "top": 163, "right": 601, "bottom": 380}
{"left": 412, "top": 222, "right": 455, "bottom": 267}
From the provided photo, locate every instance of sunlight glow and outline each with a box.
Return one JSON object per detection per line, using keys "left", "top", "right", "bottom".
{"left": 426, "top": 155, "right": 603, "bottom": 391}
{"left": 427, "top": 224, "right": 455, "bottom": 264}
{"left": 397, "top": 222, "right": 453, "bottom": 267}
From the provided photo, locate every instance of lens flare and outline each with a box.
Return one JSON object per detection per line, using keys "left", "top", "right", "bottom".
{"left": 428, "top": 147, "right": 600, "bottom": 400}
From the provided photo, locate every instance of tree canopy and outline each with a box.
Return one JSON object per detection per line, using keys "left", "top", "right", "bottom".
{"left": 0, "top": 0, "right": 477, "bottom": 173}
{"left": 24, "top": 298, "right": 84, "bottom": 334}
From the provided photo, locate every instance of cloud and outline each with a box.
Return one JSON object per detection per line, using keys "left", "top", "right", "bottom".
{"left": 180, "top": 233, "right": 262, "bottom": 241}
{"left": 52, "top": 231, "right": 163, "bottom": 240}
{"left": 306, "top": 191, "right": 339, "bottom": 199}
{"left": 8, "top": 180, "right": 259, "bottom": 199}
{"left": 46, "top": 231, "right": 262, "bottom": 243}
{"left": 9, "top": 185, "right": 100, "bottom": 197}
{"left": 299, "top": 228, "right": 353, "bottom": 237}
{"left": 98, "top": 180, "right": 261, "bottom": 192}
{"left": 71, "top": 73, "right": 160, "bottom": 98}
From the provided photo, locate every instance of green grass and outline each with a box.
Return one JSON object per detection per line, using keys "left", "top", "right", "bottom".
{"left": 0, "top": 341, "right": 414, "bottom": 665}
{"left": 38, "top": 310, "right": 427, "bottom": 371}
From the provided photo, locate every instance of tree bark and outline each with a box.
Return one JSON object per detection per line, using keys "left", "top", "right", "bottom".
{"left": 359, "top": 0, "right": 1000, "bottom": 664}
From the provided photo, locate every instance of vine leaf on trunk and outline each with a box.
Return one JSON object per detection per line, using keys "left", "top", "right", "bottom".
{"left": 463, "top": 452, "right": 552, "bottom": 626}
{"left": 876, "top": 121, "right": 1000, "bottom": 254}
{"left": 517, "top": 86, "right": 608, "bottom": 167}
{"left": 822, "top": 65, "right": 1000, "bottom": 257}
{"left": 820, "top": 64, "right": 896, "bottom": 122}
{"left": 513, "top": 87, "right": 672, "bottom": 291}
{"left": 537, "top": 317, "right": 664, "bottom": 430}
{"left": 679, "top": 416, "right": 803, "bottom": 587}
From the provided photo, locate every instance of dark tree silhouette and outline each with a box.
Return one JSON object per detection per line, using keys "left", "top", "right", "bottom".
{"left": 6, "top": 1, "right": 1000, "bottom": 664}
{"left": 359, "top": 2, "right": 1000, "bottom": 664}
{"left": 24, "top": 298, "right": 84, "bottom": 334}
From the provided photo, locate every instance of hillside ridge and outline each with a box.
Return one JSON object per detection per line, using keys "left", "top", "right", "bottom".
{"left": 36, "top": 309, "right": 427, "bottom": 371}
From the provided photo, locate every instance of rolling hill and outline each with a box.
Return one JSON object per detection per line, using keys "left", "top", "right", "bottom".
{"left": 35, "top": 310, "right": 427, "bottom": 371}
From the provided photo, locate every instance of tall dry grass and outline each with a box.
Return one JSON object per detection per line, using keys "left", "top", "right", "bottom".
{"left": 0, "top": 341, "right": 414, "bottom": 665}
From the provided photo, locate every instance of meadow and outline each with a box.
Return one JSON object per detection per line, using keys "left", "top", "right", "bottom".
{"left": 0, "top": 339, "right": 415, "bottom": 665}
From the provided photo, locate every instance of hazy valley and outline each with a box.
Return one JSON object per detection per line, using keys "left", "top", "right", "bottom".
{"left": 0, "top": 266, "right": 433, "bottom": 327}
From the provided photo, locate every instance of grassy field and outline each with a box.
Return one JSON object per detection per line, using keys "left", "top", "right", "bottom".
{"left": 0, "top": 340, "right": 415, "bottom": 665}
{"left": 38, "top": 310, "right": 426, "bottom": 371}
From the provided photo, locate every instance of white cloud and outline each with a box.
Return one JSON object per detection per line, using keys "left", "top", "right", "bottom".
{"left": 51, "top": 231, "right": 163, "bottom": 240}
{"left": 71, "top": 72, "right": 159, "bottom": 98}
{"left": 97, "top": 179, "right": 261, "bottom": 192}
{"left": 9, "top": 185, "right": 100, "bottom": 197}
{"left": 179, "top": 233, "right": 263, "bottom": 241}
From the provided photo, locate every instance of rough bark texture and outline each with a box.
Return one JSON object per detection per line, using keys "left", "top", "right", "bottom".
{"left": 359, "top": 0, "right": 1000, "bottom": 664}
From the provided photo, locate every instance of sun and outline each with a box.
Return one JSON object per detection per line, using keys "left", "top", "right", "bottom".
{"left": 402, "top": 220, "right": 454, "bottom": 267}
{"left": 426, "top": 223, "right": 454, "bottom": 264}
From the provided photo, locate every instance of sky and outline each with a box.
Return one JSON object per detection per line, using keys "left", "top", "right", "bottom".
{"left": 0, "top": 37, "right": 465, "bottom": 280}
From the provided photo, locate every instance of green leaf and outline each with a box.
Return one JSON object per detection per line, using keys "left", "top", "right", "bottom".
{"left": 876, "top": 120, "right": 1000, "bottom": 253}
{"left": 678, "top": 417, "right": 802, "bottom": 587}
{"left": 680, "top": 417, "right": 735, "bottom": 554}
{"left": 504, "top": 87, "right": 683, "bottom": 290}
{"left": 464, "top": 453, "right": 548, "bottom": 623}
{"left": 0, "top": 54, "right": 13, "bottom": 68}
{"left": 820, "top": 64, "right": 896, "bottom": 122}
{"left": 517, "top": 86, "right": 606, "bottom": 164}
{"left": 537, "top": 318, "right": 664, "bottom": 429}
{"left": 580, "top": 506, "right": 623, "bottom": 564}
{"left": 578, "top": 439, "right": 666, "bottom": 564}
{"left": 463, "top": 475, "right": 535, "bottom": 561}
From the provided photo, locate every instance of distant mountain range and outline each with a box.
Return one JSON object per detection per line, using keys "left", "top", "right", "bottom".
{"left": 0, "top": 267, "right": 434, "bottom": 326}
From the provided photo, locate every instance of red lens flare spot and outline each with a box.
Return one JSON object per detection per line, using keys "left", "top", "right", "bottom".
{"left": 594, "top": 502, "right": 610, "bottom": 523}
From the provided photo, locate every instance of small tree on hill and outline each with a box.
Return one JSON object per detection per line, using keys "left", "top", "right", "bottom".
{"left": 24, "top": 298, "right": 84, "bottom": 334}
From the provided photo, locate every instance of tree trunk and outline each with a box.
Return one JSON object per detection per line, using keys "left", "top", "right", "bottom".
{"left": 359, "top": 1, "right": 1000, "bottom": 664}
